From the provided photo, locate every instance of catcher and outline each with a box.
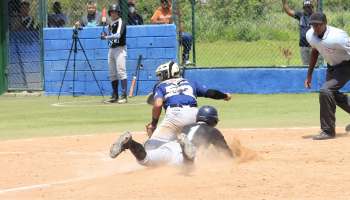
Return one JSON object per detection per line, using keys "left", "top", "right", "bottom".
{"left": 144, "top": 61, "right": 232, "bottom": 150}
{"left": 110, "top": 106, "right": 235, "bottom": 168}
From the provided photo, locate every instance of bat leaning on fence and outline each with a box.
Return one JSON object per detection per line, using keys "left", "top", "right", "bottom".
{"left": 129, "top": 54, "right": 142, "bottom": 97}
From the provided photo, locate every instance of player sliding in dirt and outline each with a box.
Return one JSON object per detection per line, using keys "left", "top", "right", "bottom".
{"left": 109, "top": 105, "right": 235, "bottom": 169}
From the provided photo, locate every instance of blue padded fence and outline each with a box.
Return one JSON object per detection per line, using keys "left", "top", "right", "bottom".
{"left": 43, "top": 24, "right": 350, "bottom": 95}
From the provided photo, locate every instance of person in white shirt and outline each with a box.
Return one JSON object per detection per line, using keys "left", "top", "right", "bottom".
{"left": 305, "top": 11, "right": 350, "bottom": 140}
{"left": 48, "top": 2, "right": 68, "bottom": 27}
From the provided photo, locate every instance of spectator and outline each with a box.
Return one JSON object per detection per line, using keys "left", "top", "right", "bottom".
{"left": 151, "top": 0, "right": 193, "bottom": 65}
{"left": 8, "top": 0, "right": 22, "bottom": 31}
{"left": 17, "top": 1, "right": 35, "bottom": 31}
{"left": 75, "top": 0, "right": 111, "bottom": 27}
{"left": 127, "top": 1, "right": 143, "bottom": 25}
{"left": 282, "top": 0, "right": 317, "bottom": 65}
{"left": 48, "top": 2, "right": 68, "bottom": 28}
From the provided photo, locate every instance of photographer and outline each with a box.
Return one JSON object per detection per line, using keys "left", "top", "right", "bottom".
{"left": 101, "top": 4, "right": 128, "bottom": 104}
{"left": 75, "top": 1, "right": 110, "bottom": 27}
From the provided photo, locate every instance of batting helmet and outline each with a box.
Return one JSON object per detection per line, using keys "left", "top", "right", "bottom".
{"left": 108, "top": 4, "right": 121, "bottom": 15}
{"left": 196, "top": 105, "right": 219, "bottom": 127}
{"left": 155, "top": 61, "right": 181, "bottom": 81}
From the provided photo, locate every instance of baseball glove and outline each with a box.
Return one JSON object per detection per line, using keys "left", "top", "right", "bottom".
{"left": 146, "top": 123, "right": 157, "bottom": 138}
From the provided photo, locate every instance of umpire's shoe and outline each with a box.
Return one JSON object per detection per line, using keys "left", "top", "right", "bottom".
{"left": 104, "top": 93, "right": 118, "bottom": 104}
{"left": 313, "top": 131, "right": 335, "bottom": 140}
{"left": 178, "top": 133, "right": 196, "bottom": 160}
{"left": 118, "top": 93, "right": 127, "bottom": 104}
{"left": 110, "top": 131, "right": 132, "bottom": 158}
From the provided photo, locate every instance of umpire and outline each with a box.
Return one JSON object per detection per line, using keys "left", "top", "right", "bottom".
{"left": 305, "top": 11, "right": 350, "bottom": 140}
{"left": 101, "top": 4, "right": 128, "bottom": 104}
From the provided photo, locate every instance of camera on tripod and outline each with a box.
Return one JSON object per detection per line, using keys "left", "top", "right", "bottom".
{"left": 73, "top": 27, "right": 83, "bottom": 35}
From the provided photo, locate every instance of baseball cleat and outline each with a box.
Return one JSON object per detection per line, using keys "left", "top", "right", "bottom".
{"left": 177, "top": 133, "right": 196, "bottom": 160}
{"left": 118, "top": 93, "right": 127, "bottom": 104}
{"left": 313, "top": 131, "right": 335, "bottom": 140}
{"left": 104, "top": 93, "right": 118, "bottom": 104}
{"left": 110, "top": 131, "right": 132, "bottom": 158}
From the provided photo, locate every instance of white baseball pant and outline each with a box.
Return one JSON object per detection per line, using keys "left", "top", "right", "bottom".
{"left": 137, "top": 141, "right": 196, "bottom": 168}
{"left": 108, "top": 46, "right": 127, "bottom": 81}
{"left": 150, "top": 106, "right": 198, "bottom": 142}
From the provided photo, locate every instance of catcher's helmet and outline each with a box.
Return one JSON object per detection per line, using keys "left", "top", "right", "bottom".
{"left": 155, "top": 61, "right": 181, "bottom": 81}
{"left": 108, "top": 4, "right": 121, "bottom": 15}
{"left": 196, "top": 105, "right": 219, "bottom": 127}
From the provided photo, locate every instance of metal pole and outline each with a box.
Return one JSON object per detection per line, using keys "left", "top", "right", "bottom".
{"left": 316, "top": 0, "right": 324, "bottom": 67}
{"left": 191, "top": 0, "right": 196, "bottom": 66}
{"left": 0, "top": 0, "right": 7, "bottom": 94}
{"left": 172, "top": 0, "right": 181, "bottom": 64}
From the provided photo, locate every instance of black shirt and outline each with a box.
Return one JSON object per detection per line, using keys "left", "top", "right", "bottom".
{"left": 182, "top": 122, "right": 229, "bottom": 153}
{"left": 108, "top": 18, "right": 127, "bottom": 47}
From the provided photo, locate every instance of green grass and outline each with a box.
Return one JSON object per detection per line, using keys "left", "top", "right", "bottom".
{"left": 1, "top": 93, "right": 349, "bottom": 141}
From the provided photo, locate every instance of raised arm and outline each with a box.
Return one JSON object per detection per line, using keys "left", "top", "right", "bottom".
{"left": 281, "top": 0, "right": 296, "bottom": 18}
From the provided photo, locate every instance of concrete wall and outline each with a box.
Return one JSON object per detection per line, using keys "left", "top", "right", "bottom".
{"left": 43, "top": 24, "right": 350, "bottom": 95}
{"left": 43, "top": 25, "right": 178, "bottom": 95}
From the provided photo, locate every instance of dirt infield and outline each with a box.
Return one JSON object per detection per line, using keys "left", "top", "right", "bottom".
{"left": 1, "top": 127, "right": 350, "bottom": 200}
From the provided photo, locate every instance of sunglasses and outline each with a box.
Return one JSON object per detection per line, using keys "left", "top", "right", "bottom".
{"left": 161, "top": 0, "right": 168, "bottom": 3}
{"left": 311, "top": 23, "right": 324, "bottom": 28}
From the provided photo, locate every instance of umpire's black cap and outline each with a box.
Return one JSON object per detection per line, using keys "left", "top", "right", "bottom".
{"left": 310, "top": 11, "right": 327, "bottom": 24}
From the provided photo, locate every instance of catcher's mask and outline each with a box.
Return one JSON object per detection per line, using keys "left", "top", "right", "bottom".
{"left": 108, "top": 4, "right": 121, "bottom": 15}
{"left": 196, "top": 105, "right": 219, "bottom": 127}
{"left": 155, "top": 61, "right": 181, "bottom": 81}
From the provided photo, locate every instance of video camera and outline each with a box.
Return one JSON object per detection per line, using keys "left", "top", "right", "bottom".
{"left": 73, "top": 26, "right": 83, "bottom": 35}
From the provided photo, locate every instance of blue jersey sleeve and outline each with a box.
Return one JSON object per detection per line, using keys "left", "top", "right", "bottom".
{"left": 194, "top": 81, "right": 209, "bottom": 97}
{"left": 154, "top": 84, "right": 165, "bottom": 99}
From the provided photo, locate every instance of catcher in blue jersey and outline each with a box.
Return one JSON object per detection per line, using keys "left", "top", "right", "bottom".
{"left": 144, "top": 61, "right": 231, "bottom": 150}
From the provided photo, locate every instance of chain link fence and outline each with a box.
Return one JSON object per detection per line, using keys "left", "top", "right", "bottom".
{"left": 5, "top": 0, "right": 350, "bottom": 90}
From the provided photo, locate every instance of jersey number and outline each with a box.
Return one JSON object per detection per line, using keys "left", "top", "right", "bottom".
{"left": 165, "top": 85, "right": 193, "bottom": 95}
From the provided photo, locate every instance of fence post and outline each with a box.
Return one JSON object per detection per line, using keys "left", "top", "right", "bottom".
{"left": 191, "top": 0, "right": 196, "bottom": 66}
{"left": 119, "top": 0, "right": 128, "bottom": 25}
{"left": 172, "top": 0, "right": 181, "bottom": 64}
{"left": 0, "top": 0, "right": 8, "bottom": 94}
{"left": 316, "top": 0, "right": 325, "bottom": 67}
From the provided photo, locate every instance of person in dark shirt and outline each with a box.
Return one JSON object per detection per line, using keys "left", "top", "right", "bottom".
{"left": 109, "top": 105, "right": 235, "bottom": 169}
{"left": 282, "top": 0, "right": 317, "bottom": 65}
{"left": 17, "top": 2, "right": 35, "bottom": 31}
{"left": 127, "top": 1, "right": 143, "bottom": 25}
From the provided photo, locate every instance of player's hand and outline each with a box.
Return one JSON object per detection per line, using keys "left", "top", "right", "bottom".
{"left": 305, "top": 76, "right": 313, "bottom": 89}
{"left": 223, "top": 93, "right": 232, "bottom": 101}
{"left": 75, "top": 21, "right": 80, "bottom": 27}
{"left": 101, "top": 32, "right": 107, "bottom": 40}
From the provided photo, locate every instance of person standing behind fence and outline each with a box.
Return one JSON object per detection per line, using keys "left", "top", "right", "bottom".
{"left": 101, "top": 4, "right": 128, "bottom": 104}
{"left": 48, "top": 2, "right": 68, "bottom": 28}
{"left": 17, "top": 2, "right": 35, "bottom": 31}
{"left": 75, "top": 1, "right": 111, "bottom": 27}
{"left": 127, "top": 1, "right": 143, "bottom": 25}
{"left": 150, "top": 0, "right": 193, "bottom": 66}
{"left": 305, "top": 12, "right": 350, "bottom": 140}
{"left": 282, "top": 0, "right": 317, "bottom": 65}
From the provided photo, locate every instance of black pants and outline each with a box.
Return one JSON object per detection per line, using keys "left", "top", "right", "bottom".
{"left": 320, "top": 61, "right": 350, "bottom": 133}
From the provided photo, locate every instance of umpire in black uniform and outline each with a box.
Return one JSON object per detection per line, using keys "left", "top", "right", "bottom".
{"left": 305, "top": 12, "right": 350, "bottom": 140}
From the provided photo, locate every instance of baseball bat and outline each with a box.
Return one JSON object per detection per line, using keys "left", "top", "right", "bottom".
{"left": 101, "top": 9, "right": 107, "bottom": 36}
{"left": 129, "top": 54, "right": 142, "bottom": 97}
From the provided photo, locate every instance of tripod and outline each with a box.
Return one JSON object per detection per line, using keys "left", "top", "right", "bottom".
{"left": 58, "top": 27, "right": 104, "bottom": 99}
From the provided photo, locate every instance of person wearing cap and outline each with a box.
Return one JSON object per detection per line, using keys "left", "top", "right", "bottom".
{"left": 150, "top": 0, "right": 193, "bottom": 66}
{"left": 48, "top": 2, "right": 68, "bottom": 27}
{"left": 305, "top": 11, "right": 350, "bottom": 140}
{"left": 127, "top": 1, "right": 143, "bottom": 25}
{"left": 281, "top": 0, "right": 317, "bottom": 65}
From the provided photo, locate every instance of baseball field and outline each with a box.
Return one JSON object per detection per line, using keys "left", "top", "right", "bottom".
{"left": 1, "top": 93, "right": 350, "bottom": 199}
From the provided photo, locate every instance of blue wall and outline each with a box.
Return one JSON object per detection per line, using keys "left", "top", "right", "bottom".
{"left": 43, "top": 25, "right": 350, "bottom": 95}
{"left": 43, "top": 25, "right": 178, "bottom": 95}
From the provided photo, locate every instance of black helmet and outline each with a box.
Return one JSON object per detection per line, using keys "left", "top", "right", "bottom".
{"left": 108, "top": 4, "right": 121, "bottom": 15}
{"left": 196, "top": 105, "right": 219, "bottom": 127}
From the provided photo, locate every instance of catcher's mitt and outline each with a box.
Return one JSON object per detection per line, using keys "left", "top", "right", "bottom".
{"left": 146, "top": 123, "right": 157, "bottom": 138}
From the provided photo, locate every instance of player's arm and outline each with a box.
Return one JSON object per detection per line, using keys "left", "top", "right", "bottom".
{"left": 212, "top": 129, "right": 235, "bottom": 158}
{"left": 305, "top": 48, "right": 319, "bottom": 89}
{"left": 281, "top": 0, "right": 295, "bottom": 18}
{"left": 151, "top": 98, "right": 163, "bottom": 127}
{"left": 205, "top": 89, "right": 231, "bottom": 101}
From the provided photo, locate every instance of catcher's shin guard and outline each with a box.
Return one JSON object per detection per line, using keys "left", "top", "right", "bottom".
{"left": 177, "top": 133, "right": 196, "bottom": 161}
{"left": 129, "top": 140, "right": 147, "bottom": 161}
{"left": 110, "top": 131, "right": 132, "bottom": 158}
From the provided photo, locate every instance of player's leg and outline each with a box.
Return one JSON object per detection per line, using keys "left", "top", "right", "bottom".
{"left": 116, "top": 46, "right": 128, "bottom": 104}
{"left": 316, "top": 64, "right": 350, "bottom": 139}
{"left": 150, "top": 106, "right": 198, "bottom": 142}
{"left": 110, "top": 131, "right": 147, "bottom": 160}
{"left": 104, "top": 48, "right": 119, "bottom": 103}
{"left": 300, "top": 47, "right": 310, "bottom": 66}
{"left": 181, "top": 31, "right": 193, "bottom": 65}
